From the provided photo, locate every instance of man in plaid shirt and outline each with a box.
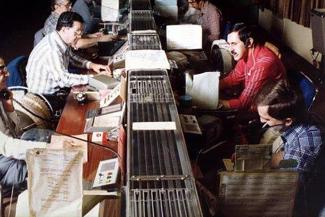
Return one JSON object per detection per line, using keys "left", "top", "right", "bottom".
{"left": 255, "top": 79, "right": 324, "bottom": 217}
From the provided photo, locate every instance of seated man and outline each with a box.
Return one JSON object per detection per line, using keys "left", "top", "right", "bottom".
{"left": 43, "top": 0, "right": 118, "bottom": 49}
{"left": 219, "top": 23, "right": 286, "bottom": 110}
{"left": 0, "top": 57, "right": 48, "bottom": 190}
{"left": 254, "top": 79, "right": 325, "bottom": 216}
{"left": 72, "top": 0, "right": 99, "bottom": 34}
{"left": 26, "top": 11, "right": 110, "bottom": 113}
{"left": 186, "top": 0, "right": 222, "bottom": 49}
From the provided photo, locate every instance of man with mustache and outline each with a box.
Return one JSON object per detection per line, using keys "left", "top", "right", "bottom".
{"left": 219, "top": 23, "right": 286, "bottom": 110}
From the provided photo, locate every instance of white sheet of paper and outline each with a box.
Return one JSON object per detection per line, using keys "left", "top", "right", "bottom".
{"left": 49, "top": 134, "right": 88, "bottom": 163}
{"left": 132, "top": 122, "right": 176, "bottom": 130}
{"left": 167, "top": 25, "right": 202, "bottom": 50}
{"left": 101, "top": 0, "right": 119, "bottom": 22}
{"left": 27, "top": 149, "right": 83, "bottom": 217}
{"left": 186, "top": 71, "right": 220, "bottom": 109}
{"left": 93, "top": 113, "right": 121, "bottom": 128}
{"left": 125, "top": 50, "right": 170, "bottom": 70}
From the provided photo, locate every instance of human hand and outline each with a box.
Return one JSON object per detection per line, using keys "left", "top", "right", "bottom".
{"left": 219, "top": 99, "right": 229, "bottom": 109}
{"left": 0, "top": 89, "right": 14, "bottom": 112}
{"left": 90, "top": 63, "right": 112, "bottom": 76}
{"left": 72, "top": 84, "right": 88, "bottom": 92}
{"left": 98, "top": 34, "right": 119, "bottom": 42}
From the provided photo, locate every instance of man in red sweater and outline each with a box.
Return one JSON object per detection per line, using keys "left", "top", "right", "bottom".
{"left": 219, "top": 23, "right": 286, "bottom": 110}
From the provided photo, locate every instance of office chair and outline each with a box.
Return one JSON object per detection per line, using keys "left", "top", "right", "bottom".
{"left": 6, "top": 56, "right": 28, "bottom": 87}
{"left": 288, "top": 70, "right": 319, "bottom": 111}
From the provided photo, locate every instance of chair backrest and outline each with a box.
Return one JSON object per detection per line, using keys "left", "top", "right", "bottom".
{"left": 6, "top": 56, "right": 28, "bottom": 87}
{"left": 264, "top": 42, "right": 282, "bottom": 59}
{"left": 288, "top": 71, "right": 318, "bottom": 111}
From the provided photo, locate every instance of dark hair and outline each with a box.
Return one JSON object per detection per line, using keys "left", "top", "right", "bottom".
{"left": 51, "top": 0, "right": 70, "bottom": 11}
{"left": 56, "top": 11, "right": 84, "bottom": 31}
{"left": 230, "top": 23, "right": 265, "bottom": 46}
{"left": 254, "top": 79, "right": 307, "bottom": 123}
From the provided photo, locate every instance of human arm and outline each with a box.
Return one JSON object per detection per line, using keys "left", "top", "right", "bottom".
{"left": 73, "top": 33, "right": 119, "bottom": 49}
{"left": 222, "top": 60, "right": 279, "bottom": 109}
{"left": 0, "top": 131, "right": 47, "bottom": 160}
{"left": 283, "top": 127, "right": 322, "bottom": 172}
{"left": 49, "top": 50, "right": 89, "bottom": 88}
{"left": 219, "top": 60, "right": 245, "bottom": 90}
{"left": 271, "top": 151, "right": 284, "bottom": 168}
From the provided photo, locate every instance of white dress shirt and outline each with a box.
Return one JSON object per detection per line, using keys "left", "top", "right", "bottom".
{"left": 26, "top": 31, "right": 90, "bottom": 95}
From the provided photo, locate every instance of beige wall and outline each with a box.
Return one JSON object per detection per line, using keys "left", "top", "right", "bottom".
{"left": 258, "top": 9, "right": 317, "bottom": 64}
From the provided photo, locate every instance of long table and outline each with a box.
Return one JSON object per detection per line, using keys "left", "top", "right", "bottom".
{"left": 56, "top": 93, "right": 123, "bottom": 216}
{"left": 56, "top": 93, "right": 124, "bottom": 181}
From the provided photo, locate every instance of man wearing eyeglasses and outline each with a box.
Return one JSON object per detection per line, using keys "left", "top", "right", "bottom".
{"left": 42, "top": 0, "right": 118, "bottom": 49}
{"left": 26, "top": 11, "right": 110, "bottom": 113}
{"left": 0, "top": 57, "right": 48, "bottom": 190}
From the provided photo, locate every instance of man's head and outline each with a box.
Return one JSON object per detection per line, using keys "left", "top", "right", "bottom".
{"left": 51, "top": 0, "right": 72, "bottom": 15}
{"left": 187, "top": 0, "right": 205, "bottom": 10}
{"left": 56, "top": 11, "right": 84, "bottom": 46}
{"left": 0, "top": 57, "right": 9, "bottom": 90}
{"left": 227, "top": 23, "right": 264, "bottom": 61}
{"left": 254, "top": 80, "right": 306, "bottom": 128}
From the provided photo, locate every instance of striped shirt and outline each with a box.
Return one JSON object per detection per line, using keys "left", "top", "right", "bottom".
{"left": 26, "top": 31, "right": 90, "bottom": 95}
{"left": 220, "top": 45, "right": 286, "bottom": 110}
{"left": 282, "top": 123, "right": 323, "bottom": 173}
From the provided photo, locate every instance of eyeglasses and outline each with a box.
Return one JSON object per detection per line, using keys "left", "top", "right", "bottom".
{"left": 73, "top": 29, "right": 83, "bottom": 36}
{"left": 0, "top": 65, "right": 7, "bottom": 73}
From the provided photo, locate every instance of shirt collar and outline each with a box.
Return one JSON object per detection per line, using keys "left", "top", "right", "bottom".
{"left": 52, "top": 31, "right": 69, "bottom": 53}
{"left": 281, "top": 124, "right": 303, "bottom": 144}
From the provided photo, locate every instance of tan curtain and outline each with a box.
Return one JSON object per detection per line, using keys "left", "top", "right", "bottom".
{"left": 264, "top": 0, "right": 325, "bottom": 27}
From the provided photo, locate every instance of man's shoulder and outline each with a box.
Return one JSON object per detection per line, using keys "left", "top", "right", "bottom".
{"left": 287, "top": 124, "right": 322, "bottom": 141}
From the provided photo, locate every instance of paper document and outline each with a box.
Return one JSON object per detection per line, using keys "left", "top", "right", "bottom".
{"left": 125, "top": 50, "right": 170, "bottom": 70}
{"left": 167, "top": 25, "right": 202, "bottom": 50}
{"left": 186, "top": 71, "right": 220, "bottom": 109}
{"left": 49, "top": 134, "right": 88, "bottom": 163}
{"left": 26, "top": 149, "right": 83, "bottom": 217}
{"left": 101, "top": 0, "right": 119, "bottom": 21}
{"left": 219, "top": 171, "right": 298, "bottom": 217}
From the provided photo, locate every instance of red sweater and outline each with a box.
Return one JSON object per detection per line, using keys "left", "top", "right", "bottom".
{"left": 220, "top": 45, "right": 286, "bottom": 110}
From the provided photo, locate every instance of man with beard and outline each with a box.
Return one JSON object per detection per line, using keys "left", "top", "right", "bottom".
{"left": 219, "top": 23, "right": 286, "bottom": 110}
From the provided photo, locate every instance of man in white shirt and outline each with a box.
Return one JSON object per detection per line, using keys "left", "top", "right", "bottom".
{"left": 27, "top": 11, "right": 110, "bottom": 113}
